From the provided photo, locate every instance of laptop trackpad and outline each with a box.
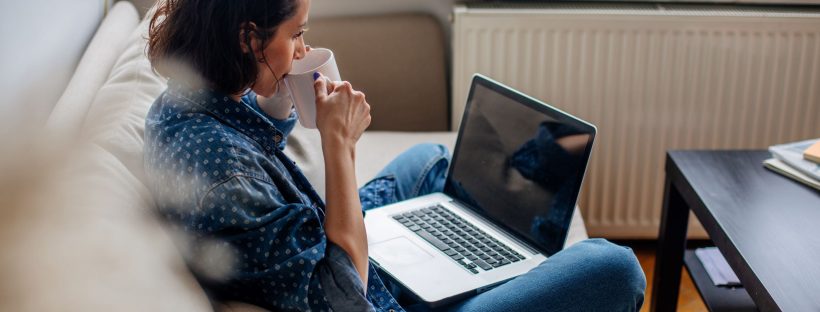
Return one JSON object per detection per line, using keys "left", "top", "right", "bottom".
{"left": 371, "top": 237, "right": 434, "bottom": 266}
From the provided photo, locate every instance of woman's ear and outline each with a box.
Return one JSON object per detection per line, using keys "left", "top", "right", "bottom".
{"left": 239, "top": 22, "right": 258, "bottom": 54}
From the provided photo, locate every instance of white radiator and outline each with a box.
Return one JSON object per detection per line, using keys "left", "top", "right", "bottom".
{"left": 452, "top": 3, "right": 820, "bottom": 239}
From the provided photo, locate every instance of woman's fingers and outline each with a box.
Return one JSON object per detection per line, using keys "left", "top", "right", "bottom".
{"left": 313, "top": 73, "right": 328, "bottom": 101}
{"left": 327, "top": 81, "right": 355, "bottom": 102}
{"left": 314, "top": 78, "right": 372, "bottom": 142}
{"left": 336, "top": 81, "right": 353, "bottom": 94}
{"left": 352, "top": 90, "right": 365, "bottom": 101}
{"left": 325, "top": 77, "right": 337, "bottom": 94}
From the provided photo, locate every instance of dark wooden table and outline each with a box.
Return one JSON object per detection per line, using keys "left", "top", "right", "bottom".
{"left": 650, "top": 150, "right": 820, "bottom": 312}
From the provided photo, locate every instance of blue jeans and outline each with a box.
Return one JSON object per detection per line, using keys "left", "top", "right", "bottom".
{"left": 359, "top": 143, "right": 646, "bottom": 312}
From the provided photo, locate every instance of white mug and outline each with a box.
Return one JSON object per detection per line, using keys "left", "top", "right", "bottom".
{"left": 284, "top": 48, "right": 341, "bottom": 129}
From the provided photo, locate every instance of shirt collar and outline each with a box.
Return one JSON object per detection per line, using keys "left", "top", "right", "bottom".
{"left": 167, "top": 80, "right": 286, "bottom": 152}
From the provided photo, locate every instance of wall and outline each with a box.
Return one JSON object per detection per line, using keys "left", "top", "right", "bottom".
{"left": 310, "top": 0, "right": 454, "bottom": 39}
{"left": 0, "top": 0, "right": 105, "bottom": 134}
{"left": 131, "top": 0, "right": 456, "bottom": 39}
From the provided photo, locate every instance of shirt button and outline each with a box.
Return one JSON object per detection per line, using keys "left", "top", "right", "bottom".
{"left": 273, "top": 134, "right": 282, "bottom": 143}
{"left": 389, "top": 309, "right": 395, "bottom": 312}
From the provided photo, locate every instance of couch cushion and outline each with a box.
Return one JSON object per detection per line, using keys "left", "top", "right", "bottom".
{"left": 81, "top": 5, "right": 167, "bottom": 184}
{"left": 0, "top": 142, "right": 211, "bottom": 311}
{"left": 284, "top": 125, "right": 459, "bottom": 197}
{"left": 355, "top": 131, "right": 458, "bottom": 184}
{"left": 46, "top": 1, "right": 140, "bottom": 136}
{"left": 23, "top": 5, "right": 214, "bottom": 310}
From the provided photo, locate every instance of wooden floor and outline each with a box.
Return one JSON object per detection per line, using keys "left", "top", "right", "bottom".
{"left": 620, "top": 241, "right": 708, "bottom": 312}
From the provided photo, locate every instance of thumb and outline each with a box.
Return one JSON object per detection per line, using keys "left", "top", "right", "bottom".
{"left": 313, "top": 72, "right": 328, "bottom": 101}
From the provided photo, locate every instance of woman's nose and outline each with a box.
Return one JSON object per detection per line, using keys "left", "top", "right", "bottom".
{"left": 294, "top": 38, "right": 307, "bottom": 60}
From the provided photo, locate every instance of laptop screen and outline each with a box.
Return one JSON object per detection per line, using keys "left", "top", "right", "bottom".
{"left": 445, "top": 76, "right": 595, "bottom": 256}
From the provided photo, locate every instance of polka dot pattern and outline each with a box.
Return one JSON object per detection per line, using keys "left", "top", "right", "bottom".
{"left": 144, "top": 81, "right": 403, "bottom": 311}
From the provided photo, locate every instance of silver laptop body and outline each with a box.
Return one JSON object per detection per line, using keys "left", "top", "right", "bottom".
{"left": 364, "top": 74, "right": 597, "bottom": 307}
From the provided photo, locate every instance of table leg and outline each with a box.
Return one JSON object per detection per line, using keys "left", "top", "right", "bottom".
{"left": 650, "top": 175, "right": 690, "bottom": 312}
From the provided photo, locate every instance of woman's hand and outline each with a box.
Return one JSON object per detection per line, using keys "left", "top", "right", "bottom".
{"left": 313, "top": 73, "right": 372, "bottom": 287}
{"left": 313, "top": 73, "right": 371, "bottom": 150}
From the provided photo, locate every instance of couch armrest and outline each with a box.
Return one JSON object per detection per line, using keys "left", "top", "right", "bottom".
{"left": 46, "top": 1, "right": 139, "bottom": 136}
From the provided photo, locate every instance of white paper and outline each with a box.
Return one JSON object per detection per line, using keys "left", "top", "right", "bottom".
{"left": 769, "top": 139, "right": 820, "bottom": 182}
{"left": 763, "top": 158, "right": 820, "bottom": 191}
{"left": 695, "top": 247, "right": 741, "bottom": 287}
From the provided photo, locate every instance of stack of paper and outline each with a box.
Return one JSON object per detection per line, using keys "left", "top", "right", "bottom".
{"left": 765, "top": 139, "right": 820, "bottom": 191}
{"left": 695, "top": 247, "right": 741, "bottom": 287}
{"left": 805, "top": 141, "right": 820, "bottom": 163}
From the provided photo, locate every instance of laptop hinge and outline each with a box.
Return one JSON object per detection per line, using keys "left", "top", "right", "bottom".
{"left": 448, "top": 200, "right": 541, "bottom": 255}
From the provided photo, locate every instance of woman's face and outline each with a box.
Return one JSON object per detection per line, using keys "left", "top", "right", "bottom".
{"left": 251, "top": 0, "right": 310, "bottom": 97}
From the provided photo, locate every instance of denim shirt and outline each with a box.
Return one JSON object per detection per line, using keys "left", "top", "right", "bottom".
{"left": 144, "top": 80, "right": 403, "bottom": 312}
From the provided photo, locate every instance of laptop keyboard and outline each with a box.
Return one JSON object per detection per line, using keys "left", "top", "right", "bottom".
{"left": 391, "top": 204, "right": 527, "bottom": 274}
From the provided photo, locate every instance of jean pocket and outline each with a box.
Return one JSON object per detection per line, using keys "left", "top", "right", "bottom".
{"left": 358, "top": 175, "right": 398, "bottom": 211}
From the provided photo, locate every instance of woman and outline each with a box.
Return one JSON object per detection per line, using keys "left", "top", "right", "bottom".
{"left": 144, "top": 0, "right": 645, "bottom": 311}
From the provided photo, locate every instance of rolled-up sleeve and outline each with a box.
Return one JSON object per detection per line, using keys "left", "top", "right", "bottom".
{"left": 191, "top": 175, "right": 372, "bottom": 311}
{"left": 320, "top": 243, "right": 376, "bottom": 311}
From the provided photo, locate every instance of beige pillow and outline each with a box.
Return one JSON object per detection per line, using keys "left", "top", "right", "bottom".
{"left": 3, "top": 6, "right": 214, "bottom": 311}
{"left": 81, "top": 6, "right": 167, "bottom": 185}
{"left": 46, "top": 1, "right": 140, "bottom": 137}
{"left": 0, "top": 140, "right": 211, "bottom": 311}
{"left": 286, "top": 128, "right": 459, "bottom": 198}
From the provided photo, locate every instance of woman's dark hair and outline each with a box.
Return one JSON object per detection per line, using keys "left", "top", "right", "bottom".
{"left": 147, "top": 0, "right": 299, "bottom": 95}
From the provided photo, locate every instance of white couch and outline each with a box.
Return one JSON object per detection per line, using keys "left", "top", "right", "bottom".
{"left": 1, "top": 2, "right": 587, "bottom": 310}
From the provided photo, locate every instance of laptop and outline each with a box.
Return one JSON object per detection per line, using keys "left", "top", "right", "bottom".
{"left": 364, "top": 74, "right": 597, "bottom": 307}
